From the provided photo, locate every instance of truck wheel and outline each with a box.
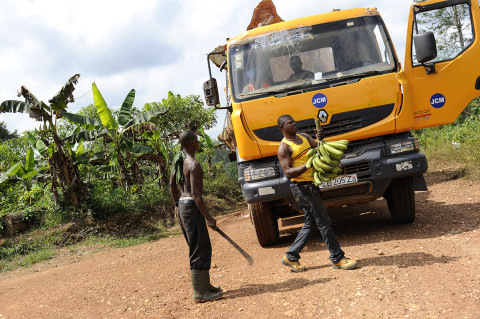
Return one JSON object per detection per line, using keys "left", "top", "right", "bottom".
{"left": 384, "top": 177, "right": 415, "bottom": 223}
{"left": 248, "top": 202, "right": 279, "bottom": 247}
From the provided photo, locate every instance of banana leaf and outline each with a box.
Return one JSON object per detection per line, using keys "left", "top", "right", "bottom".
{"left": 62, "top": 112, "right": 101, "bottom": 129}
{"left": 0, "top": 100, "right": 31, "bottom": 113}
{"left": 64, "top": 129, "right": 100, "bottom": 144}
{"left": 158, "top": 140, "right": 169, "bottom": 165}
{"left": 25, "top": 133, "right": 48, "bottom": 156}
{"left": 92, "top": 82, "right": 118, "bottom": 130}
{"left": 0, "top": 162, "right": 22, "bottom": 184}
{"left": 131, "top": 144, "right": 154, "bottom": 155}
{"left": 16, "top": 86, "right": 51, "bottom": 121}
{"left": 76, "top": 140, "right": 85, "bottom": 156}
{"left": 98, "top": 165, "right": 117, "bottom": 172}
{"left": 199, "top": 127, "right": 214, "bottom": 148}
{"left": 74, "top": 151, "right": 93, "bottom": 165}
{"left": 89, "top": 151, "right": 109, "bottom": 165}
{"left": 124, "top": 107, "right": 168, "bottom": 129}
{"left": 22, "top": 169, "right": 42, "bottom": 180}
{"left": 48, "top": 74, "right": 80, "bottom": 111}
{"left": 172, "top": 151, "right": 186, "bottom": 184}
{"left": 118, "top": 89, "right": 135, "bottom": 127}
{"left": 120, "top": 137, "right": 134, "bottom": 153}
{"left": 25, "top": 148, "right": 35, "bottom": 172}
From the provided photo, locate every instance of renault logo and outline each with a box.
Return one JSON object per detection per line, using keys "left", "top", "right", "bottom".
{"left": 317, "top": 109, "right": 328, "bottom": 123}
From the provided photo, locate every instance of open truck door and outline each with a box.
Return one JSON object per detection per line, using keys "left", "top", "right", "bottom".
{"left": 403, "top": 0, "right": 480, "bottom": 130}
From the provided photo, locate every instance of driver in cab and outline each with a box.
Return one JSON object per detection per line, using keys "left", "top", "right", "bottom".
{"left": 287, "top": 55, "right": 314, "bottom": 81}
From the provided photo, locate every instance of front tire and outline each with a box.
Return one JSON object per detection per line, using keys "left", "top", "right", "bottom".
{"left": 384, "top": 177, "right": 415, "bottom": 223}
{"left": 248, "top": 202, "right": 279, "bottom": 247}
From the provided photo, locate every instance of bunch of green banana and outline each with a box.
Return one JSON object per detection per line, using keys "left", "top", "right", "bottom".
{"left": 305, "top": 139, "right": 349, "bottom": 186}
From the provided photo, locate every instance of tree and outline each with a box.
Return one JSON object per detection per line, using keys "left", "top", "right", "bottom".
{"left": 0, "top": 74, "right": 88, "bottom": 207}
{"left": 144, "top": 92, "right": 217, "bottom": 138}
{"left": 62, "top": 83, "right": 168, "bottom": 187}
{"left": 0, "top": 122, "right": 18, "bottom": 142}
{"left": 143, "top": 92, "right": 217, "bottom": 184}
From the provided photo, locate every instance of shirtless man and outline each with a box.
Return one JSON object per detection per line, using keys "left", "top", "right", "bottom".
{"left": 169, "top": 130, "right": 223, "bottom": 303}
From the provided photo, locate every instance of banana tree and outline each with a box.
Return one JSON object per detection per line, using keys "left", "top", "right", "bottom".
{"left": 0, "top": 74, "right": 88, "bottom": 207}
{"left": 62, "top": 83, "right": 168, "bottom": 187}
{"left": 138, "top": 130, "right": 170, "bottom": 187}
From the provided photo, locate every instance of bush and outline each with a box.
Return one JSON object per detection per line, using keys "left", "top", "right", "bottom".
{"left": 413, "top": 116, "right": 480, "bottom": 176}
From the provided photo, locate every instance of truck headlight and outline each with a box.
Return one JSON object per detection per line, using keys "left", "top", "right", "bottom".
{"left": 244, "top": 166, "right": 277, "bottom": 182}
{"left": 387, "top": 140, "right": 419, "bottom": 155}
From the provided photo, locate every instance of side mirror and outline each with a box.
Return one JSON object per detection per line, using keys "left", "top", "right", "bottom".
{"left": 414, "top": 31, "right": 437, "bottom": 64}
{"left": 203, "top": 78, "right": 220, "bottom": 106}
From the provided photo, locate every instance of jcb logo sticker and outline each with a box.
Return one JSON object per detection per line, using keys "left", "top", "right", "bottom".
{"left": 396, "top": 161, "right": 413, "bottom": 171}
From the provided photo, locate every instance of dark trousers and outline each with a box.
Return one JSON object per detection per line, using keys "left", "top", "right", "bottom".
{"left": 286, "top": 182, "right": 345, "bottom": 264}
{"left": 178, "top": 200, "right": 212, "bottom": 270}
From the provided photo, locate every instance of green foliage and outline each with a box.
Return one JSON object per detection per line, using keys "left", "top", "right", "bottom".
{"left": 144, "top": 91, "right": 217, "bottom": 135}
{"left": 0, "top": 236, "right": 57, "bottom": 271}
{"left": 413, "top": 115, "right": 480, "bottom": 176}
{"left": 0, "top": 147, "right": 48, "bottom": 191}
{"left": 201, "top": 149, "right": 241, "bottom": 201}
{"left": 0, "top": 136, "right": 29, "bottom": 170}
{"left": 85, "top": 177, "right": 171, "bottom": 218}
{"left": 0, "top": 121, "right": 18, "bottom": 142}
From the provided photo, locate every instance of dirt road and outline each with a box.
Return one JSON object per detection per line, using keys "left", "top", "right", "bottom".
{"left": 1, "top": 170, "right": 480, "bottom": 318}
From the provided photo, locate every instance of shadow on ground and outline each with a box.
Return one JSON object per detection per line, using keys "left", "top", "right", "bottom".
{"left": 225, "top": 276, "right": 334, "bottom": 300}
{"left": 267, "top": 182, "right": 479, "bottom": 250}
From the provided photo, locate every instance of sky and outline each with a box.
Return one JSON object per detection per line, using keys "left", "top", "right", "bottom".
{"left": 0, "top": 0, "right": 415, "bottom": 139}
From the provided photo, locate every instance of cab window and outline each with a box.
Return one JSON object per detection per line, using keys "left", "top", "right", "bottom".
{"left": 412, "top": 2, "right": 473, "bottom": 65}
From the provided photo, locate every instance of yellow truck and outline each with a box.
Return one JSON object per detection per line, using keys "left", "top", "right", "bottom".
{"left": 203, "top": 0, "right": 480, "bottom": 246}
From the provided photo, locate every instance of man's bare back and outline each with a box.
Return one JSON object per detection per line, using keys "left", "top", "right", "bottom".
{"left": 179, "top": 155, "right": 203, "bottom": 198}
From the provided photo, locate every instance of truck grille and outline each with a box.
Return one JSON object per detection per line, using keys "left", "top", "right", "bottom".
{"left": 343, "top": 161, "right": 370, "bottom": 175}
{"left": 323, "top": 118, "right": 362, "bottom": 136}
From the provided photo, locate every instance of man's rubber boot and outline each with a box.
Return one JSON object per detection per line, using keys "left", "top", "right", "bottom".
{"left": 207, "top": 271, "right": 222, "bottom": 293}
{"left": 191, "top": 270, "right": 223, "bottom": 303}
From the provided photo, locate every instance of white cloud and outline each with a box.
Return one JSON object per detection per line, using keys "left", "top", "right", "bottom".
{"left": 0, "top": 0, "right": 415, "bottom": 138}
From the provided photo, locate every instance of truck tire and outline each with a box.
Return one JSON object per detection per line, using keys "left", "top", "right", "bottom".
{"left": 384, "top": 177, "right": 415, "bottom": 223}
{"left": 248, "top": 202, "right": 279, "bottom": 247}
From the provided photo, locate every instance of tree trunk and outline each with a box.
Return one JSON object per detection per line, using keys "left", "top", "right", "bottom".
{"left": 51, "top": 133, "right": 87, "bottom": 207}
{"left": 116, "top": 149, "right": 132, "bottom": 187}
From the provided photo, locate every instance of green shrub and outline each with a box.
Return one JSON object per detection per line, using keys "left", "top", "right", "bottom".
{"left": 413, "top": 116, "right": 480, "bottom": 176}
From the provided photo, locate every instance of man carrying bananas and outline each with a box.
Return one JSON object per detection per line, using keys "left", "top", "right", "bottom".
{"left": 277, "top": 114, "right": 358, "bottom": 272}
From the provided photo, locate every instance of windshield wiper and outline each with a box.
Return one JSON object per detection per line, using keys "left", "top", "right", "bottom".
{"left": 239, "top": 86, "right": 305, "bottom": 98}
{"left": 319, "top": 70, "right": 385, "bottom": 88}
{"left": 274, "top": 89, "right": 305, "bottom": 98}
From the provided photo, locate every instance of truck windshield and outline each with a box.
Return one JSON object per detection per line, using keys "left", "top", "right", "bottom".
{"left": 229, "top": 15, "right": 397, "bottom": 101}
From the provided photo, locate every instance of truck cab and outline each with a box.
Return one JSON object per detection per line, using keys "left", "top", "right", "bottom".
{"left": 204, "top": 0, "right": 480, "bottom": 246}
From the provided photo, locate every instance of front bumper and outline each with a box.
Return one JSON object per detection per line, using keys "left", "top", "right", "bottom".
{"left": 240, "top": 148, "right": 427, "bottom": 206}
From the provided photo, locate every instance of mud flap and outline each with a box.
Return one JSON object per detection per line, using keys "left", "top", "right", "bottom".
{"left": 411, "top": 174, "right": 428, "bottom": 191}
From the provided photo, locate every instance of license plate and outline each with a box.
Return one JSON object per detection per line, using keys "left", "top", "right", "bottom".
{"left": 319, "top": 174, "right": 358, "bottom": 189}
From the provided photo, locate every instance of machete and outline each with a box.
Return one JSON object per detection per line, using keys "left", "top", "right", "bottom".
{"left": 215, "top": 227, "right": 254, "bottom": 266}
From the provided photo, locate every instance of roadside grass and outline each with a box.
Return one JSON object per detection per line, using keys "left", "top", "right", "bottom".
{"left": 413, "top": 117, "right": 480, "bottom": 178}
{"left": 0, "top": 223, "right": 182, "bottom": 273}
{"left": 0, "top": 198, "right": 243, "bottom": 274}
